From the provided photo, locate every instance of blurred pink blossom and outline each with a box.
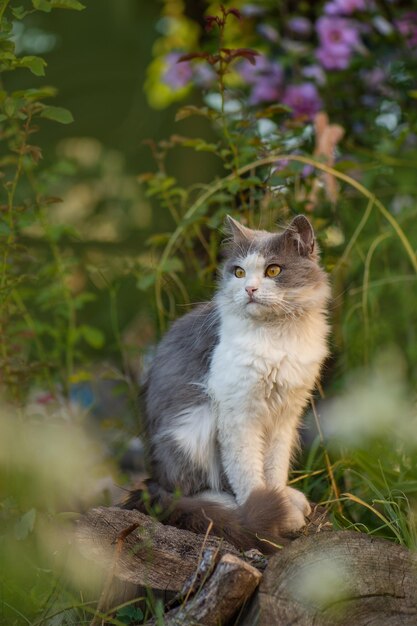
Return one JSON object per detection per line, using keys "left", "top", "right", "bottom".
{"left": 395, "top": 11, "right": 417, "bottom": 49}
{"left": 282, "top": 83, "right": 322, "bottom": 119}
{"left": 162, "top": 52, "right": 193, "bottom": 89}
{"left": 324, "top": 0, "right": 369, "bottom": 15}
{"left": 240, "top": 4, "right": 266, "bottom": 17}
{"left": 361, "top": 67, "right": 385, "bottom": 89}
{"left": 288, "top": 16, "right": 312, "bottom": 36}
{"left": 316, "top": 45, "right": 352, "bottom": 69}
{"left": 238, "top": 56, "right": 283, "bottom": 105}
{"left": 316, "top": 16, "right": 361, "bottom": 69}
{"left": 257, "top": 23, "right": 280, "bottom": 43}
{"left": 193, "top": 63, "right": 217, "bottom": 88}
{"left": 302, "top": 64, "right": 327, "bottom": 86}
{"left": 317, "top": 16, "right": 360, "bottom": 49}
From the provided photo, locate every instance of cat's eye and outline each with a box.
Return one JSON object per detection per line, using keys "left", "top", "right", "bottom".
{"left": 265, "top": 264, "right": 281, "bottom": 278}
{"left": 234, "top": 266, "right": 246, "bottom": 278}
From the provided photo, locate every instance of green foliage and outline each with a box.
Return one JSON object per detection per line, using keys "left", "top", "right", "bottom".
{"left": 40, "top": 105, "right": 73, "bottom": 123}
{"left": 0, "top": 0, "right": 80, "bottom": 400}
{"left": 1, "top": 1, "right": 417, "bottom": 624}
{"left": 32, "top": 0, "right": 85, "bottom": 12}
{"left": 116, "top": 606, "right": 144, "bottom": 624}
{"left": 0, "top": 3, "right": 124, "bottom": 623}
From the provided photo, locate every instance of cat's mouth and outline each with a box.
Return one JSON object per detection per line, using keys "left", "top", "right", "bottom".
{"left": 246, "top": 296, "right": 263, "bottom": 306}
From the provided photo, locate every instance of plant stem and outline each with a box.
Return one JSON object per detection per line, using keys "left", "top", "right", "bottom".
{"left": 0, "top": 0, "right": 11, "bottom": 22}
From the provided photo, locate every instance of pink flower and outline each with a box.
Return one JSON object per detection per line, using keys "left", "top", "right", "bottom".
{"left": 395, "top": 11, "right": 417, "bottom": 49}
{"left": 237, "top": 56, "right": 283, "bottom": 105}
{"left": 316, "top": 16, "right": 360, "bottom": 50}
{"left": 316, "top": 46, "right": 352, "bottom": 70}
{"left": 288, "top": 17, "right": 312, "bottom": 36}
{"left": 249, "top": 81, "right": 281, "bottom": 105}
{"left": 193, "top": 63, "right": 216, "bottom": 88}
{"left": 240, "top": 4, "right": 266, "bottom": 18}
{"left": 238, "top": 55, "right": 283, "bottom": 85}
{"left": 302, "top": 64, "right": 327, "bottom": 86}
{"left": 162, "top": 52, "right": 193, "bottom": 90}
{"left": 316, "top": 16, "right": 361, "bottom": 70}
{"left": 324, "top": 0, "right": 369, "bottom": 15}
{"left": 360, "top": 67, "right": 386, "bottom": 90}
{"left": 282, "top": 83, "right": 322, "bottom": 119}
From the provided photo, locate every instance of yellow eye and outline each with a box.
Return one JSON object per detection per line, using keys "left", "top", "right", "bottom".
{"left": 266, "top": 264, "right": 281, "bottom": 278}
{"left": 234, "top": 266, "right": 246, "bottom": 278}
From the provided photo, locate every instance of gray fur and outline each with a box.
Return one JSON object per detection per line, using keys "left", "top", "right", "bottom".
{"left": 144, "top": 303, "right": 223, "bottom": 494}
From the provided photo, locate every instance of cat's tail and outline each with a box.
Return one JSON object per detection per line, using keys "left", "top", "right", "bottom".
{"left": 121, "top": 479, "right": 292, "bottom": 554}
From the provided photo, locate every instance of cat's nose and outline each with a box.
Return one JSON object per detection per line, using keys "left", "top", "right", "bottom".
{"left": 245, "top": 286, "right": 258, "bottom": 296}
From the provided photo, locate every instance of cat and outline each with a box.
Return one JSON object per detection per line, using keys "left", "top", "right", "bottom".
{"left": 124, "top": 214, "right": 330, "bottom": 553}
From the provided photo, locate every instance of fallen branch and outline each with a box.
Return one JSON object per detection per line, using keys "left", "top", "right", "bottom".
{"left": 90, "top": 522, "right": 139, "bottom": 626}
{"left": 146, "top": 553, "right": 262, "bottom": 626}
{"left": 76, "top": 507, "right": 239, "bottom": 592}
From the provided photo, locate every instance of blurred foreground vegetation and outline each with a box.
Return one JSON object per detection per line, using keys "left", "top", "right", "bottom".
{"left": 1, "top": 1, "right": 417, "bottom": 624}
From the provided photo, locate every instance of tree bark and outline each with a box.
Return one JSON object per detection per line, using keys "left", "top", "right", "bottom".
{"left": 77, "top": 506, "right": 417, "bottom": 626}
{"left": 146, "top": 553, "right": 261, "bottom": 626}
{"left": 239, "top": 531, "right": 417, "bottom": 626}
{"left": 76, "top": 506, "right": 239, "bottom": 592}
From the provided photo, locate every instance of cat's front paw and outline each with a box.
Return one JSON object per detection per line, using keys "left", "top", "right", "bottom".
{"left": 286, "top": 486, "right": 311, "bottom": 516}
{"left": 280, "top": 486, "right": 311, "bottom": 533}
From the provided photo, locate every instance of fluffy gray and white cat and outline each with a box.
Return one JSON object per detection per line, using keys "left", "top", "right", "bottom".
{"left": 124, "top": 215, "right": 330, "bottom": 552}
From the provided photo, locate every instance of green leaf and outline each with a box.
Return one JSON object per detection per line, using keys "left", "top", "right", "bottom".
{"left": 3, "top": 98, "right": 15, "bottom": 117}
{"left": 116, "top": 606, "right": 144, "bottom": 624}
{"left": 0, "top": 222, "right": 11, "bottom": 236}
{"left": 255, "top": 103, "right": 291, "bottom": 118}
{"left": 40, "top": 106, "right": 74, "bottom": 124}
{"left": 175, "top": 105, "right": 213, "bottom": 122}
{"left": 51, "top": 0, "right": 85, "bottom": 8}
{"left": 80, "top": 325, "right": 104, "bottom": 349}
{"left": 19, "top": 55, "right": 46, "bottom": 76}
{"left": 178, "top": 137, "right": 219, "bottom": 153}
{"left": 14, "top": 508, "right": 36, "bottom": 541}
{"left": 73, "top": 292, "right": 97, "bottom": 309}
{"left": 161, "top": 256, "right": 184, "bottom": 273}
{"left": 0, "top": 40, "right": 15, "bottom": 55}
{"left": 32, "top": 0, "right": 52, "bottom": 11}
{"left": 33, "top": 0, "right": 85, "bottom": 10}
{"left": 136, "top": 273, "right": 155, "bottom": 291}
{"left": 146, "top": 233, "right": 170, "bottom": 246}
{"left": 13, "top": 86, "right": 58, "bottom": 101}
{"left": 12, "top": 6, "right": 31, "bottom": 18}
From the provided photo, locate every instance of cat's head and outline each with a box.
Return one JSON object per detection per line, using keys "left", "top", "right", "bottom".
{"left": 217, "top": 215, "right": 330, "bottom": 321}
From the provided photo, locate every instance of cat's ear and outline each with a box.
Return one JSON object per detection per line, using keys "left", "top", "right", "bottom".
{"left": 224, "top": 215, "right": 254, "bottom": 242}
{"left": 284, "top": 215, "right": 315, "bottom": 257}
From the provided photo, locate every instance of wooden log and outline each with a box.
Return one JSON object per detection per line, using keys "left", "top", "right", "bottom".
{"left": 76, "top": 507, "right": 239, "bottom": 592}
{"left": 239, "top": 531, "right": 417, "bottom": 626}
{"left": 146, "top": 553, "right": 262, "bottom": 626}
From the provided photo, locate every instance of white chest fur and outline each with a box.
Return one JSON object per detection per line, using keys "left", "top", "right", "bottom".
{"left": 207, "top": 309, "right": 328, "bottom": 423}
